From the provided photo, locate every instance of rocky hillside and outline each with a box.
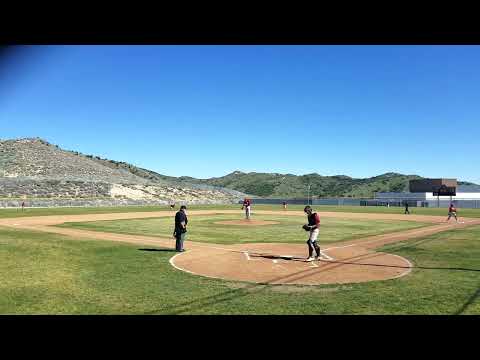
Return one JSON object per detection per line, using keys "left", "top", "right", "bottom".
{"left": 2, "top": 137, "right": 475, "bottom": 205}
{"left": 0, "top": 138, "right": 150, "bottom": 184}
{"left": 0, "top": 138, "right": 245, "bottom": 204}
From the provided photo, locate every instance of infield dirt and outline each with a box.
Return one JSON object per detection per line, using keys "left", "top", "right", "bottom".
{"left": 1, "top": 210, "right": 478, "bottom": 285}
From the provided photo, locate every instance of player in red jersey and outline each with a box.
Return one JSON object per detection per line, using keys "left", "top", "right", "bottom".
{"left": 447, "top": 203, "right": 458, "bottom": 222}
{"left": 241, "top": 198, "right": 252, "bottom": 219}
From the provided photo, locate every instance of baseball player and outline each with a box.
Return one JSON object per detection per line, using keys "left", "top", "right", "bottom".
{"left": 283, "top": 201, "right": 287, "bottom": 210}
{"left": 21, "top": 201, "right": 25, "bottom": 212}
{"left": 447, "top": 203, "right": 458, "bottom": 222}
{"left": 404, "top": 202, "right": 410, "bottom": 215}
{"left": 173, "top": 205, "right": 188, "bottom": 252}
{"left": 303, "top": 205, "right": 321, "bottom": 261}
{"left": 241, "top": 198, "right": 252, "bottom": 220}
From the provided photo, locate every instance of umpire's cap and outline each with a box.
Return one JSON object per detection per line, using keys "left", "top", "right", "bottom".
{"left": 180, "top": 205, "right": 187, "bottom": 210}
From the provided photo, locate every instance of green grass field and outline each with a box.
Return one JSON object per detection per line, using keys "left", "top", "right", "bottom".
{"left": 58, "top": 214, "right": 432, "bottom": 245}
{"left": 1, "top": 205, "right": 479, "bottom": 314}
{"left": 1, "top": 223, "right": 479, "bottom": 314}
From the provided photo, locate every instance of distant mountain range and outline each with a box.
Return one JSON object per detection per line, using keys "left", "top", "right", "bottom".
{"left": 181, "top": 171, "right": 477, "bottom": 198}
{"left": 1, "top": 138, "right": 476, "bottom": 201}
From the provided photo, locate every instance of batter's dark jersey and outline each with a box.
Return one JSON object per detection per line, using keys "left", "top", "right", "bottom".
{"left": 307, "top": 212, "right": 320, "bottom": 230}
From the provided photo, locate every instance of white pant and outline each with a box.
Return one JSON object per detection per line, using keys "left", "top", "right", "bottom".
{"left": 245, "top": 206, "right": 251, "bottom": 218}
{"left": 309, "top": 228, "right": 319, "bottom": 242}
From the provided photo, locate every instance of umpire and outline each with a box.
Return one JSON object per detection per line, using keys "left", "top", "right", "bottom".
{"left": 173, "top": 205, "right": 188, "bottom": 252}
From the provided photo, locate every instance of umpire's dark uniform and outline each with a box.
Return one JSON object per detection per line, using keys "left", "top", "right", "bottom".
{"left": 174, "top": 206, "right": 188, "bottom": 252}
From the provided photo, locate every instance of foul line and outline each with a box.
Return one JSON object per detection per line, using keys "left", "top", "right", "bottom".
{"left": 319, "top": 250, "right": 334, "bottom": 260}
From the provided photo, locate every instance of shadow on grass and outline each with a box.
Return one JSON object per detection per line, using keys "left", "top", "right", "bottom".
{"left": 454, "top": 287, "right": 480, "bottom": 315}
{"left": 138, "top": 248, "right": 177, "bottom": 252}
{"left": 146, "top": 247, "right": 480, "bottom": 315}
{"left": 143, "top": 264, "right": 329, "bottom": 315}
{"left": 145, "top": 251, "right": 391, "bottom": 314}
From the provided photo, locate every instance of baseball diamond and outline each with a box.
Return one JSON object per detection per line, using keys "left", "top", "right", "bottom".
{"left": 3, "top": 45, "right": 480, "bottom": 316}
{"left": 2, "top": 209, "right": 479, "bottom": 286}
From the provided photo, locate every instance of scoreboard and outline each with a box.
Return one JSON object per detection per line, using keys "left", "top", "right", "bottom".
{"left": 433, "top": 185, "right": 456, "bottom": 197}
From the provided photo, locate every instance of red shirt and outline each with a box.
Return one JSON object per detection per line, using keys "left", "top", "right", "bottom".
{"left": 243, "top": 199, "right": 251, "bottom": 207}
{"left": 449, "top": 205, "right": 456, "bottom": 212}
{"left": 307, "top": 212, "right": 320, "bottom": 229}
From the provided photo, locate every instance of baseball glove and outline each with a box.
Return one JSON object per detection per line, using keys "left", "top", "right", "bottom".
{"left": 302, "top": 224, "right": 311, "bottom": 231}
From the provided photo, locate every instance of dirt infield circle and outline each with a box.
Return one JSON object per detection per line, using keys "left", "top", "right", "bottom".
{"left": 1, "top": 209, "right": 477, "bottom": 286}
{"left": 214, "top": 219, "right": 280, "bottom": 226}
{"left": 171, "top": 242, "right": 413, "bottom": 285}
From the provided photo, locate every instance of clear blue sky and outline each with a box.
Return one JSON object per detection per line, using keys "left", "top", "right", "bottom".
{"left": 1, "top": 45, "right": 479, "bottom": 183}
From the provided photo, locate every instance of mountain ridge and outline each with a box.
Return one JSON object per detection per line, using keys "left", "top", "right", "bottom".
{"left": 1, "top": 137, "right": 476, "bottom": 200}
{"left": 0, "top": 138, "right": 245, "bottom": 203}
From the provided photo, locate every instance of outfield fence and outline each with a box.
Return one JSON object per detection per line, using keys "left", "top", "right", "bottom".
{"left": 247, "top": 198, "right": 480, "bottom": 209}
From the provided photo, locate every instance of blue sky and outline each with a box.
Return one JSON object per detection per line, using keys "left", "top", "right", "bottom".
{"left": 1, "top": 45, "right": 479, "bottom": 183}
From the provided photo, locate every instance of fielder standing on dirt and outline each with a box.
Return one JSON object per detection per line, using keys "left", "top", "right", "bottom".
{"left": 173, "top": 205, "right": 188, "bottom": 252}
{"left": 447, "top": 203, "right": 458, "bottom": 222}
{"left": 242, "top": 198, "right": 252, "bottom": 219}
{"left": 303, "top": 205, "right": 321, "bottom": 261}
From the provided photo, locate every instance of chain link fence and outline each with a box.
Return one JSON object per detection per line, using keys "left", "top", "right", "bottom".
{"left": 249, "top": 198, "right": 480, "bottom": 209}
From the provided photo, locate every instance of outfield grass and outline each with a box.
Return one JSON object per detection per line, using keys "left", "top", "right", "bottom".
{"left": 2, "top": 203, "right": 480, "bottom": 219}
{"left": 0, "top": 204, "right": 234, "bottom": 219}
{"left": 306, "top": 205, "right": 480, "bottom": 218}
{"left": 58, "top": 214, "right": 432, "bottom": 245}
{"left": 1, "top": 224, "right": 479, "bottom": 314}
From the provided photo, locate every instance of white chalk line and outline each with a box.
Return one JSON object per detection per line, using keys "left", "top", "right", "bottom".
{"left": 169, "top": 253, "right": 199, "bottom": 277}
{"left": 10, "top": 209, "right": 479, "bottom": 286}
{"left": 319, "top": 250, "right": 334, "bottom": 260}
{"left": 162, "top": 211, "right": 480, "bottom": 284}
{"left": 319, "top": 221, "right": 468, "bottom": 252}
{"left": 388, "top": 254, "right": 414, "bottom": 280}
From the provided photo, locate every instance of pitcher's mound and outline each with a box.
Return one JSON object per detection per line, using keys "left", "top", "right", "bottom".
{"left": 214, "top": 219, "right": 280, "bottom": 226}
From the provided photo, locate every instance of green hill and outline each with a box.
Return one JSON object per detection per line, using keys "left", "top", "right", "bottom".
{"left": 183, "top": 171, "right": 477, "bottom": 198}
{"left": 80, "top": 153, "right": 477, "bottom": 199}
{"left": 59, "top": 147, "right": 478, "bottom": 199}
{"left": 5, "top": 138, "right": 474, "bottom": 200}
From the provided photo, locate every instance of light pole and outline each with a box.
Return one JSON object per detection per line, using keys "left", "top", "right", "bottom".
{"left": 307, "top": 183, "right": 311, "bottom": 205}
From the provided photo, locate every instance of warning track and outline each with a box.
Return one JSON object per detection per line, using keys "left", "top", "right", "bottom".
{"left": 1, "top": 210, "right": 478, "bottom": 285}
